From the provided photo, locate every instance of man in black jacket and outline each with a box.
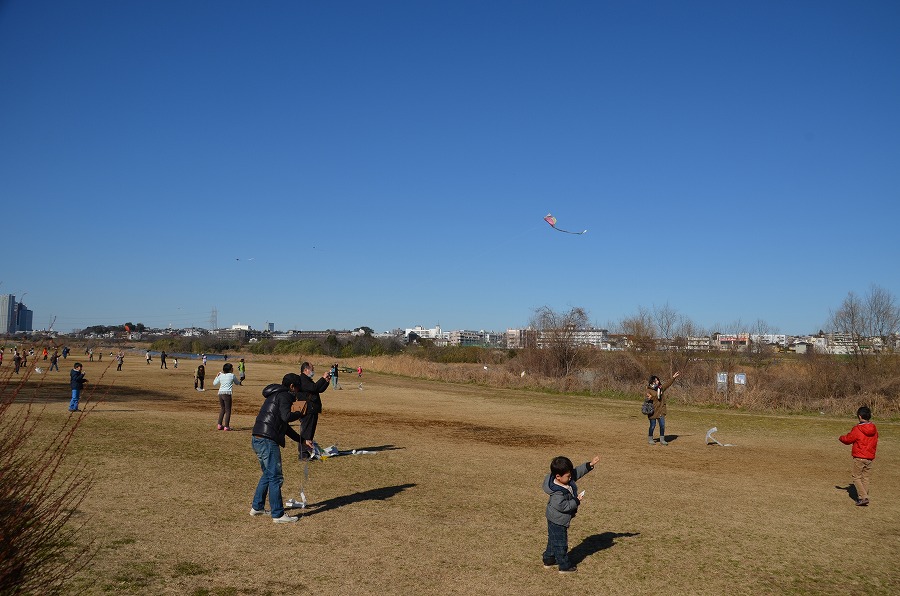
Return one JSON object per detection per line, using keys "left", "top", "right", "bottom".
{"left": 297, "top": 362, "right": 330, "bottom": 460}
{"left": 250, "top": 373, "right": 304, "bottom": 523}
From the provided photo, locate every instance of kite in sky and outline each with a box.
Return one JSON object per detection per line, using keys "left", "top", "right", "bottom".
{"left": 544, "top": 213, "right": 587, "bottom": 235}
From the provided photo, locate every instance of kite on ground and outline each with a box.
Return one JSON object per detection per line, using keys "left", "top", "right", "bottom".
{"left": 544, "top": 213, "right": 587, "bottom": 235}
{"left": 705, "top": 427, "right": 735, "bottom": 447}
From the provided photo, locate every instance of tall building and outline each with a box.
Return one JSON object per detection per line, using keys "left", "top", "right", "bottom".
{"left": 0, "top": 294, "right": 15, "bottom": 335}
{"left": 15, "top": 302, "right": 33, "bottom": 332}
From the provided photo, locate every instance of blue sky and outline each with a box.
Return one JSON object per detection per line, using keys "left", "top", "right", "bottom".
{"left": 1, "top": 1, "right": 898, "bottom": 335}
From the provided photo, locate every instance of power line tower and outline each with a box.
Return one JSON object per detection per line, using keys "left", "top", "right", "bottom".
{"left": 209, "top": 307, "right": 218, "bottom": 330}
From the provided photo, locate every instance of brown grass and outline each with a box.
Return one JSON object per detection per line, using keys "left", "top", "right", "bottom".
{"left": 6, "top": 352, "right": 900, "bottom": 594}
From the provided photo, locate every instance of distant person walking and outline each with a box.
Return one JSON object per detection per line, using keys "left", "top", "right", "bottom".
{"left": 42, "top": 347, "right": 48, "bottom": 360}
{"left": 357, "top": 365, "right": 362, "bottom": 378}
{"left": 238, "top": 358, "right": 246, "bottom": 383}
{"left": 13, "top": 350, "right": 21, "bottom": 374}
{"left": 62, "top": 346, "right": 70, "bottom": 359}
{"left": 645, "top": 371, "right": 681, "bottom": 445}
{"left": 69, "top": 363, "right": 87, "bottom": 412}
{"left": 146, "top": 350, "right": 152, "bottom": 365}
{"left": 0, "top": 349, "right": 3, "bottom": 366}
{"left": 88, "top": 348, "right": 94, "bottom": 362}
{"left": 160, "top": 351, "right": 168, "bottom": 369}
{"left": 330, "top": 363, "right": 340, "bottom": 389}
{"left": 201, "top": 353, "right": 207, "bottom": 367}
{"left": 49, "top": 351, "right": 60, "bottom": 372}
{"left": 213, "top": 363, "right": 240, "bottom": 431}
{"left": 839, "top": 405, "right": 879, "bottom": 506}
{"left": 195, "top": 364, "right": 206, "bottom": 391}
{"left": 173, "top": 357, "right": 178, "bottom": 369}
{"left": 115, "top": 351, "right": 124, "bottom": 371}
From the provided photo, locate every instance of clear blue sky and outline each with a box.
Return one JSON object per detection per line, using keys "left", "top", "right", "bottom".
{"left": 2, "top": 1, "right": 898, "bottom": 335}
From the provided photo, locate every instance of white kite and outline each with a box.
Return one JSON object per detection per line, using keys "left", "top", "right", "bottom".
{"left": 705, "top": 427, "right": 735, "bottom": 447}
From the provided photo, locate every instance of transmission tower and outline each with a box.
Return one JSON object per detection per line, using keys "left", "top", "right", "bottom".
{"left": 209, "top": 307, "right": 218, "bottom": 330}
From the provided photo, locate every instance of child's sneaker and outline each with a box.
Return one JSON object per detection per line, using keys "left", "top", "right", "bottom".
{"left": 856, "top": 498, "right": 869, "bottom": 506}
{"left": 558, "top": 566, "right": 577, "bottom": 574}
{"left": 542, "top": 560, "right": 557, "bottom": 569}
{"left": 223, "top": 427, "right": 231, "bottom": 431}
{"left": 217, "top": 424, "right": 223, "bottom": 430}
{"left": 273, "top": 514, "right": 299, "bottom": 523}
{"left": 249, "top": 507, "right": 267, "bottom": 516}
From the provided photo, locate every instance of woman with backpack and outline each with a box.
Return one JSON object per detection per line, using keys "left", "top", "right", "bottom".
{"left": 644, "top": 371, "right": 680, "bottom": 446}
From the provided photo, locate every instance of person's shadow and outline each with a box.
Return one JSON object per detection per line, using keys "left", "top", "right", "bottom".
{"left": 569, "top": 532, "right": 640, "bottom": 564}
{"left": 835, "top": 484, "right": 859, "bottom": 502}
{"left": 662, "top": 434, "right": 680, "bottom": 443}
{"left": 300, "top": 483, "right": 416, "bottom": 517}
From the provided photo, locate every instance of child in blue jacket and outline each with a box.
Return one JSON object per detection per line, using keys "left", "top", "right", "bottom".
{"left": 542, "top": 454, "right": 601, "bottom": 573}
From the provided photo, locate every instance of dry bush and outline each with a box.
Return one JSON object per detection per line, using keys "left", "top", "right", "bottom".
{"left": 0, "top": 362, "right": 94, "bottom": 594}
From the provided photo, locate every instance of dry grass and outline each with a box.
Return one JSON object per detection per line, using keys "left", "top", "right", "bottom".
{"left": 6, "top": 353, "right": 900, "bottom": 594}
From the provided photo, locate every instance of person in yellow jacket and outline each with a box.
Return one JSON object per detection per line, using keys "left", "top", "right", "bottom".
{"left": 646, "top": 371, "right": 680, "bottom": 445}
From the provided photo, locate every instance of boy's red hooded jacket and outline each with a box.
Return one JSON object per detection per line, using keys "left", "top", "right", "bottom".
{"left": 839, "top": 421, "right": 878, "bottom": 460}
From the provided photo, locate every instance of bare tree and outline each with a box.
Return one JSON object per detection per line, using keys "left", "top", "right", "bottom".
{"left": 530, "top": 306, "right": 591, "bottom": 377}
{"left": 864, "top": 284, "right": 900, "bottom": 351}
{"left": 749, "top": 318, "right": 775, "bottom": 358}
{"left": 620, "top": 307, "right": 656, "bottom": 352}
{"left": 652, "top": 303, "right": 679, "bottom": 350}
{"left": 829, "top": 290, "right": 866, "bottom": 366}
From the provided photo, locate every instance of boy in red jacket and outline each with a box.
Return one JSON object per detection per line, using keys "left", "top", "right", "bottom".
{"left": 839, "top": 406, "right": 878, "bottom": 506}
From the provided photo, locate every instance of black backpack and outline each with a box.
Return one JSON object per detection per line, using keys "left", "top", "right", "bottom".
{"left": 641, "top": 399, "right": 655, "bottom": 416}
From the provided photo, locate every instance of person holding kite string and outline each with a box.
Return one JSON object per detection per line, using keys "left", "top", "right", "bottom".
{"left": 645, "top": 371, "right": 680, "bottom": 445}
{"left": 250, "top": 373, "right": 306, "bottom": 523}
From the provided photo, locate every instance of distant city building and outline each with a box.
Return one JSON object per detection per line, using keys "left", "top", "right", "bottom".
{"left": 0, "top": 294, "right": 15, "bottom": 335}
{"left": 266, "top": 322, "right": 275, "bottom": 332}
{"left": 506, "top": 328, "right": 537, "bottom": 349}
{"left": 15, "top": 303, "right": 33, "bottom": 332}
{"left": 405, "top": 325, "right": 449, "bottom": 342}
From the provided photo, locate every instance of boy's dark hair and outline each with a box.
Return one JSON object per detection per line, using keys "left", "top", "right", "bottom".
{"left": 550, "top": 456, "right": 574, "bottom": 478}
{"left": 223, "top": 363, "right": 233, "bottom": 373}
{"left": 648, "top": 375, "right": 660, "bottom": 387}
{"left": 857, "top": 406, "right": 872, "bottom": 420}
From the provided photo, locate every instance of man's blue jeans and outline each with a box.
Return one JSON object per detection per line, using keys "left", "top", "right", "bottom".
{"left": 252, "top": 436, "right": 285, "bottom": 518}
{"left": 649, "top": 416, "right": 666, "bottom": 438}
{"left": 68, "top": 389, "right": 81, "bottom": 411}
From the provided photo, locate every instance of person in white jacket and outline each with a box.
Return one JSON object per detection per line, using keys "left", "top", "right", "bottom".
{"left": 214, "top": 362, "right": 241, "bottom": 430}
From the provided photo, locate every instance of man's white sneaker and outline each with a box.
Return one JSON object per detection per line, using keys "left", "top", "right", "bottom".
{"left": 273, "top": 514, "right": 299, "bottom": 523}
{"left": 249, "top": 508, "right": 267, "bottom": 516}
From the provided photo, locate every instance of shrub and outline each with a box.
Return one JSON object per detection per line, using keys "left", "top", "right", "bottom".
{"left": 0, "top": 366, "right": 94, "bottom": 593}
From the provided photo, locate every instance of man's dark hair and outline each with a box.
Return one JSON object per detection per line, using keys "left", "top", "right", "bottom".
{"left": 300, "top": 362, "right": 312, "bottom": 373}
{"left": 648, "top": 375, "right": 660, "bottom": 388}
{"left": 857, "top": 406, "right": 872, "bottom": 420}
{"left": 550, "top": 456, "right": 574, "bottom": 478}
{"left": 282, "top": 373, "right": 303, "bottom": 389}
{"left": 223, "top": 363, "right": 233, "bottom": 373}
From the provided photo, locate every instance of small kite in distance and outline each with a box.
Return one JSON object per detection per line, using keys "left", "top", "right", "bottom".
{"left": 544, "top": 213, "right": 587, "bottom": 235}
{"left": 235, "top": 257, "right": 255, "bottom": 261}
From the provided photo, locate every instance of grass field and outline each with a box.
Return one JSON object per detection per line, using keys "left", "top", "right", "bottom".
{"left": 6, "top": 355, "right": 899, "bottom": 595}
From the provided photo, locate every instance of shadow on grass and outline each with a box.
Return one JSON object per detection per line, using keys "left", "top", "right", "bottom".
{"left": 569, "top": 532, "right": 640, "bottom": 564}
{"left": 835, "top": 484, "right": 859, "bottom": 502}
{"left": 346, "top": 444, "right": 404, "bottom": 453}
{"left": 302, "top": 483, "right": 416, "bottom": 517}
{"left": 662, "top": 434, "right": 680, "bottom": 443}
